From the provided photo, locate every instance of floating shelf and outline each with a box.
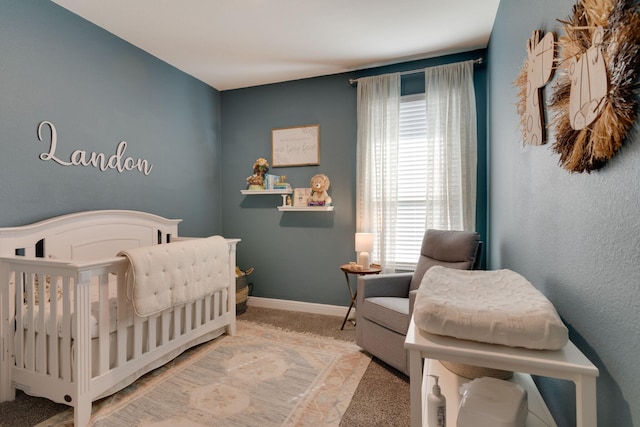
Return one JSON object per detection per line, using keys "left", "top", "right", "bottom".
{"left": 277, "top": 206, "right": 334, "bottom": 212}
{"left": 242, "top": 188, "right": 334, "bottom": 212}
{"left": 241, "top": 189, "right": 292, "bottom": 195}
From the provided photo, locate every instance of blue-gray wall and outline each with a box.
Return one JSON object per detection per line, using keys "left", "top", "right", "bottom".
{"left": 0, "top": 1, "right": 222, "bottom": 237}
{"left": 488, "top": 0, "right": 639, "bottom": 425}
{"left": 220, "top": 51, "right": 487, "bottom": 307}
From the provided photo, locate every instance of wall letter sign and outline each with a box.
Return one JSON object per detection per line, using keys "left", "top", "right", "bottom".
{"left": 37, "top": 121, "right": 153, "bottom": 176}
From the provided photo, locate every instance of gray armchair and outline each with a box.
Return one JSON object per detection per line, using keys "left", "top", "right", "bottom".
{"left": 355, "top": 229, "right": 481, "bottom": 375}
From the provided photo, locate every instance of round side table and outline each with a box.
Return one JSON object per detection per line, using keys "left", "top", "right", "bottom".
{"left": 339, "top": 263, "right": 382, "bottom": 330}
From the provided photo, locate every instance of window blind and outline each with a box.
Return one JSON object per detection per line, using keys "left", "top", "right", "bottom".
{"left": 395, "top": 94, "right": 429, "bottom": 268}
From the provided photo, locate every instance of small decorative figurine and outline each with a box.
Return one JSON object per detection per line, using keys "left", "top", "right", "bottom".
{"left": 309, "top": 173, "right": 332, "bottom": 206}
{"left": 246, "top": 158, "right": 269, "bottom": 190}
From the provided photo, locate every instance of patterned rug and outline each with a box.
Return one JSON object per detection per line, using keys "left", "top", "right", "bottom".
{"left": 37, "top": 321, "right": 370, "bottom": 427}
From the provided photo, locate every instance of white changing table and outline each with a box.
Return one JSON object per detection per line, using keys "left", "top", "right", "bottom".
{"left": 405, "top": 317, "right": 599, "bottom": 427}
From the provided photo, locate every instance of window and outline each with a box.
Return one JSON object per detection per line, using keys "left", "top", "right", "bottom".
{"left": 395, "top": 94, "right": 429, "bottom": 269}
{"left": 357, "top": 61, "right": 476, "bottom": 272}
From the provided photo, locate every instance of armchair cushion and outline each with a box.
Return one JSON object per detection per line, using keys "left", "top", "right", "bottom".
{"left": 360, "top": 297, "right": 410, "bottom": 335}
{"left": 409, "top": 229, "right": 480, "bottom": 292}
{"left": 356, "top": 273, "right": 412, "bottom": 335}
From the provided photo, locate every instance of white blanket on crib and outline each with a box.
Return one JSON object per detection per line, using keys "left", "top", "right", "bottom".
{"left": 118, "top": 236, "right": 229, "bottom": 317}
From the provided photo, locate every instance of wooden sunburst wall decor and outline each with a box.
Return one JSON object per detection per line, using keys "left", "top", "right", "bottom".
{"left": 548, "top": 0, "right": 640, "bottom": 173}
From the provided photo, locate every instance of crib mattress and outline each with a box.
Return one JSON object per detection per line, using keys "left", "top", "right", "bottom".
{"left": 22, "top": 275, "right": 121, "bottom": 339}
{"left": 24, "top": 297, "right": 120, "bottom": 339}
{"left": 413, "top": 266, "right": 568, "bottom": 350}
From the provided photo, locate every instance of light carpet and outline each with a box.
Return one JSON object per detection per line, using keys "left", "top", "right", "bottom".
{"left": 37, "top": 320, "right": 371, "bottom": 427}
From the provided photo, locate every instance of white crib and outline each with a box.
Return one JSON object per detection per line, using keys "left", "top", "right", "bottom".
{"left": 0, "top": 210, "right": 238, "bottom": 426}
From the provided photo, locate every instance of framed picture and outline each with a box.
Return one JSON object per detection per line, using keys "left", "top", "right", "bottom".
{"left": 272, "top": 124, "right": 320, "bottom": 167}
{"left": 293, "top": 188, "right": 312, "bottom": 207}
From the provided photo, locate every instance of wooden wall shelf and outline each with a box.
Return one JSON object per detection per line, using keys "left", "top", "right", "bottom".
{"left": 242, "top": 189, "right": 333, "bottom": 212}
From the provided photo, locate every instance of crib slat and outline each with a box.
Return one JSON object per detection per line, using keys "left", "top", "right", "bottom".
{"left": 98, "top": 273, "right": 110, "bottom": 375}
{"left": 133, "top": 314, "right": 143, "bottom": 359}
{"left": 148, "top": 314, "right": 157, "bottom": 351}
{"left": 185, "top": 304, "right": 192, "bottom": 334}
{"left": 0, "top": 268, "right": 16, "bottom": 401}
{"left": 116, "top": 270, "right": 128, "bottom": 366}
{"left": 204, "top": 294, "right": 211, "bottom": 322}
{"left": 48, "top": 276, "right": 60, "bottom": 379}
{"left": 173, "top": 306, "right": 181, "bottom": 339}
{"left": 14, "top": 272, "right": 26, "bottom": 370}
{"left": 35, "top": 274, "right": 47, "bottom": 374}
{"left": 194, "top": 298, "right": 203, "bottom": 328}
{"left": 161, "top": 311, "right": 170, "bottom": 346}
{"left": 214, "top": 291, "right": 222, "bottom": 319}
{"left": 223, "top": 288, "right": 229, "bottom": 316}
{"left": 24, "top": 273, "right": 36, "bottom": 372}
{"left": 60, "top": 277, "right": 72, "bottom": 382}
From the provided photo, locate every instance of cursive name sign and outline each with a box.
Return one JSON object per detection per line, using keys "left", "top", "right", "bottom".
{"left": 37, "top": 121, "right": 153, "bottom": 176}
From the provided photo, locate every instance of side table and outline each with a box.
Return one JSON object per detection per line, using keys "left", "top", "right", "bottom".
{"left": 404, "top": 316, "right": 599, "bottom": 427}
{"left": 339, "top": 263, "right": 382, "bottom": 330}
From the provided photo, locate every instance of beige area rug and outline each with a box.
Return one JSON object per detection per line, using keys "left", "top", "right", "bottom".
{"left": 37, "top": 320, "right": 371, "bottom": 427}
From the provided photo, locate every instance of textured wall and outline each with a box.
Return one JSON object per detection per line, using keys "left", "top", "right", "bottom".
{"left": 0, "top": 1, "right": 222, "bottom": 237}
{"left": 488, "top": 0, "right": 640, "bottom": 425}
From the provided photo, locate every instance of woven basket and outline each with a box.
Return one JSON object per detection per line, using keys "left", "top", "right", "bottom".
{"left": 236, "top": 276, "right": 250, "bottom": 315}
{"left": 439, "top": 360, "right": 513, "bottom": 380}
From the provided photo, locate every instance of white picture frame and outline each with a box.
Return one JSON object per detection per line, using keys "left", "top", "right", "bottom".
{"left": 293, "top": 188, "right": 312, "bottom": 207}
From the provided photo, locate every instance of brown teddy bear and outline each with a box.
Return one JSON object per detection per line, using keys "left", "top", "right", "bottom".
{"left": 309, "top": 174, "right": 332, "bottom": 206}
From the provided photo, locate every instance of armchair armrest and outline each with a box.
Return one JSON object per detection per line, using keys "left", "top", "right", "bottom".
{"left": 356, "top": 272, "right": 412, "bottom": 307}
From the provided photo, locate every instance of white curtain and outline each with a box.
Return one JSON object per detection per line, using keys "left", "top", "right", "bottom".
{"left": 356, "top": 61, "right": 477, "bottom": 271}
{"left": 356, "top": 73, "right": 401, "bottom": 272}
{"left": 424, "top": 61, "right": 477, "bottom": 231}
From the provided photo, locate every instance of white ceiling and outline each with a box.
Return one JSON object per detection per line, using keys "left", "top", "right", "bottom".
{"left": 51, "top": 0, "right": 500, "bottom": 91}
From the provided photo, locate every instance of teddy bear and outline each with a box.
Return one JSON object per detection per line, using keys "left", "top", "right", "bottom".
{"left": 309, "top": 173, "right": 332, "bottom": 206}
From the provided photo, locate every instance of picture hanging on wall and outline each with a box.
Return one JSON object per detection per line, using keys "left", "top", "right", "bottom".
{"left": 514, "top": 30, "right": 556, "bottom": 146}
{"left": 271, "top": 124, "right": 320, "bottom": 167}
{"left": 548, "top": 0, "right": 640, "bottom": 173}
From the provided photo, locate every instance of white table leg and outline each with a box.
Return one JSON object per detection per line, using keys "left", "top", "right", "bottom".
{"left": 575, "top": 374, "right": 597, "bottom": 427}
{"left": 409, "top": 349, "right": 423, "bottom": 427}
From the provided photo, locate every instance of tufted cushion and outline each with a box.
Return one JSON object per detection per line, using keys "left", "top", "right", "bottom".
{"left": 409, "top": 229, "right": 480, "bottom": 292}
{"left": 413, "top": 266, "right": 569, "bottom": 350}
{"left": 119, "top": 236, "right": 229, "bottom": 317}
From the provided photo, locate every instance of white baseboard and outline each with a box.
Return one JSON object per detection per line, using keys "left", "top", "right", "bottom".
{"left": 247, "top": 296, "right": 353, "bottom": 318}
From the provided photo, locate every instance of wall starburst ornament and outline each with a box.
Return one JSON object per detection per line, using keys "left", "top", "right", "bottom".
{"left": 548, "top": 0, "right": 640, "bottom": 173}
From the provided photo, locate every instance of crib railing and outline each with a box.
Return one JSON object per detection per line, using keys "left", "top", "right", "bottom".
{"left": 1, "top": 256, "right": 128, "bottom": 404}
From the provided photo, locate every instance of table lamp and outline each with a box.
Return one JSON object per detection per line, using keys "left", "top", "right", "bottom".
{"left": 355, "top": 232, "right": 373, "bottom": 268}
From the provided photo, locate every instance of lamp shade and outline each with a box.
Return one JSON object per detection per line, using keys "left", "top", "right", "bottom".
{"left": 355, "top": 232, "right": 374, "bottom": 253}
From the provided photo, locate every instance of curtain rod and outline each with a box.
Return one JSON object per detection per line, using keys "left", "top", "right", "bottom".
{"left": 348, "top": 57, "right": 483, "bottom": 86}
